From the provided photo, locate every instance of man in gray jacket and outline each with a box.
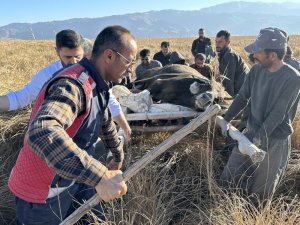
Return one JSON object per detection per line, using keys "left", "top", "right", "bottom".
{"left": 220, "top": 27, "right": 300, "bottom": 206}
{"left": 284, "top": 46, "right": 300, "bottom": 71}
{"left": 216, "top": 30, "right": 249, "bottom": 97}
{"left": 135, "top": 49, "right": 162, "bottom": 79}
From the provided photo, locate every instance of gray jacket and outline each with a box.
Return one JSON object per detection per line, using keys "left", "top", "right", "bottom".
{"left": 218, "top": 47, "right": 249, "bottom": 97}
{"left": 225, "top": 63, "right": 300, "bottom": 140}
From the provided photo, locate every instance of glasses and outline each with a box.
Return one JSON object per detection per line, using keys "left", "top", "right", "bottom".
{"left": 112, "top": 49, "right": 135, "bottom": 66}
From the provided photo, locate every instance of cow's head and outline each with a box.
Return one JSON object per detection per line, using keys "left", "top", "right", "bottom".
{"left": 190, "top": 80, "right": 232, "bottom": 111}
{"left": 190, "top": 81, "right": 213, "bottom": 110}
{"left": 195, "top": 92, "right": 212, "bottom": 110}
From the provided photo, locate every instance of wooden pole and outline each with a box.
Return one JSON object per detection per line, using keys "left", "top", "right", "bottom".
{"left": 131, "top": 125, "right": 185, "bottom": 132}
{"left": 215, "top": 116, "right": 266, "bottom": 163}
{"left": 60, "top": 104, "right": 221, "bottom": 225}
{"left": 125, "top": 110, "right": 199, "bottom": 121}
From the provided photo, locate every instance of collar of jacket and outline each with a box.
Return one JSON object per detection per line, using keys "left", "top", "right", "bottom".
{"left": 79, "top": 57, "right": 109, "bottom": 93}
{"left": 218, "top": 47, "right": 230, "bottom": 61}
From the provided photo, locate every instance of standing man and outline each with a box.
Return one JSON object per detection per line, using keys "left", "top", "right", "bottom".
{"left": 219, "top": 28, "right": 300, "bottom": 206}
{"left": 135, "top": 48, "right": 162, "bottom": 79}
{"left": 191, "top": 28, "right": 214, "bottom": 63}
{"left": 153, "top": 41, "right": 172, "bottom": 66}
{"left": 216, "top": 30, "right": 249, "bottom": 97}
{"left": 190, "top": 53, "right": 214, "bottom": 79}
{"left": 9, "top": 25, "right": 138, "bottom": 224}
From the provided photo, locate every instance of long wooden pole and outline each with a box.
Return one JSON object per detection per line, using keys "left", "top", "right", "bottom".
{"left": 130, "top": 125, "right": 185, "bottom": 132}
{"left": 125, "top": 110, "right": 199, "bottom": 121}
{"left": 60, "top": 104, "right": 221, "bottom": 225}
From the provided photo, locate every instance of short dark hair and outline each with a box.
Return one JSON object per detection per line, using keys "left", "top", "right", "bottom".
{"left": 55, "top": 29, "right": 83, "bottom": 49}
{"left": 216, "top": 30, "right": 231, "bottom": 41}
{"left": 92, "top": 25, "right": 134, "bottom": 58}
{"left": 195, "top": 53, "right": 206, "bottom": 61}
{"left": 264, "top": 48, "right": 286, "bottom": 60}
{"left": 140, "top": 49, "right": 150, "bottom": 58}
{"left": 199, "top": 28, "right": 204, "bottom": 32}
{"left": 161, "top": 41, "right": 170, "bottom": 48}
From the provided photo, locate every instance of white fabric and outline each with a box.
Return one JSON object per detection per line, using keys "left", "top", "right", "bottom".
{"left": 108, "top": 90, "right": 123, "bottom": 117}
{"left": 112, "top": 85, "right": 197, "bottom": 114}
{"left": 6, "top": 60, "right": 122, "bottom": 117}
{"left": 149, "top": 103, "right": 194, "bottom": 113}
{"left": 111, "top": 85, "right": 153, "bottom": 113}
{"left": 47, "top": 181, "right": 75, "bottom": 199}
{"left": 7, "top": 60, "right": 62, "bottom": 110}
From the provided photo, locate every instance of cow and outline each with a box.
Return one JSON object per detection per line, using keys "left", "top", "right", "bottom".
{"left": 133, "top": 64, "right": 229, "bottom": 111}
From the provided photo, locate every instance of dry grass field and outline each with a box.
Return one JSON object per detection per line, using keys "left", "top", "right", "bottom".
{"left": 0, "top": 36, "right": 299, "bottom": 224}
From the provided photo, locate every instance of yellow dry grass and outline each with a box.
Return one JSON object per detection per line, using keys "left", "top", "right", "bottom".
{"left": 1, "top": 35, "right": 300, "bottom": 91}
{"left": 0, "top": 36, "right": 299, "bottom": 224}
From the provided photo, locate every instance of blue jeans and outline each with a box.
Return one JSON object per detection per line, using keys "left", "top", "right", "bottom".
{"left": 16, "top": 182, "right": 105, "bottom": 225}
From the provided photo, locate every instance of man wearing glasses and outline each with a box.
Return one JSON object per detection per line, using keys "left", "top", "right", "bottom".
{"left": 9, "top": 25, "right": 138, "bottom": 224}
{"left": 135, "top": 48, "right": 162, "bottom": 80}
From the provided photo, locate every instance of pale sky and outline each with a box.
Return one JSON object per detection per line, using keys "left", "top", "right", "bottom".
{"left": 0, "top": 0, "right": 299, "bottom": 27}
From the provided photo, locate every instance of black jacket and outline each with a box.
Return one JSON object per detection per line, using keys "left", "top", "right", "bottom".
{"left": 218, "top": 47, "right": 249, "bottom": 97}
{"left": 153, "top": 51, "right": 171, "bottom": 66}
{"left": 191, "top": 37, "right": 211, "bottom": 57}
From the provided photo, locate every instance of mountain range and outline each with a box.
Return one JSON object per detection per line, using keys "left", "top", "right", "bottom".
{"left": 0, "top": 1, "right": 299, "bottom": 40}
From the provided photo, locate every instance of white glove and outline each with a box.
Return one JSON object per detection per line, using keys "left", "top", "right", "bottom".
{"left": 252, "top": 137, "right": 261, "bottom": 147}
{"left": 237, "top": 139, "right": 266, "bottom": 163}
{"left": 220, "top": 121, "right": 229, "bottom": 137}
{"left": 237, "top": 139, "right": 249, "bottom": 155}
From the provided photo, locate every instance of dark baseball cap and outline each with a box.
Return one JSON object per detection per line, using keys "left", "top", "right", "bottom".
{"left": 245, "top": 27, "right": 287, "bottom": 53}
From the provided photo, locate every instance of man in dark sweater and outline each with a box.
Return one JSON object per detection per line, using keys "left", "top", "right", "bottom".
{"left": 191, "top": 28, "right": 211, "bottom": 56}
{"left": 216, "top": 30, "right": 249, "bottom": 97}
{"left": 219, "top": 27, "right": 300, "bottom": 206}
{"left": 153, "top": 41, "right": 172, "bottom": 66}
{"left": 191, "top": 28, "right": 214, "bottom": 63}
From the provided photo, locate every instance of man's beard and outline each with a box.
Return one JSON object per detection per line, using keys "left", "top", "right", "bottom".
{"left": 61, "top": 61, "right": 74, "bottom": 68}
{"left": 216, "top": 47, "right": 222, "bottom": 52}
{"left": 256, "top": 57, "right": 272, "bottom": 69}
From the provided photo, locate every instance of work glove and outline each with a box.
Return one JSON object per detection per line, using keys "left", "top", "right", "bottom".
{"left": 252, "top": 137, "right": 261, "bottom": 147}
{"left": 237, "top": 139, "right": 249, "bottom": 155}
{"left": 220, "top": 121, "right": 229, "bottom": 137}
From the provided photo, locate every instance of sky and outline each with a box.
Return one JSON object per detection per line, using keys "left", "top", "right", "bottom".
{"left": 0, "top": 0, "right": 299, "bottom": 27}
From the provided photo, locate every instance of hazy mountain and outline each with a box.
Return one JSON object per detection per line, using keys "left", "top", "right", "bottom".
{"left": 0, "top": 1, "right": 299, "bottom": 40}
